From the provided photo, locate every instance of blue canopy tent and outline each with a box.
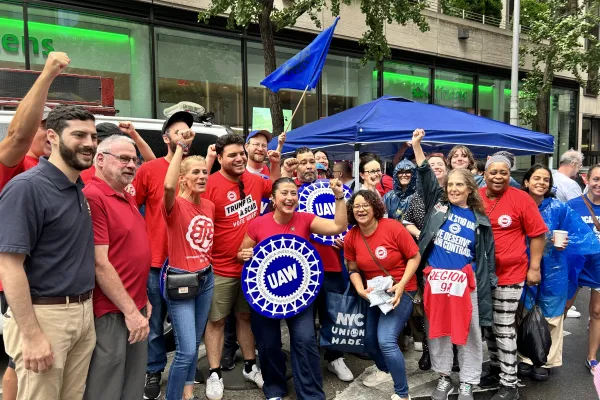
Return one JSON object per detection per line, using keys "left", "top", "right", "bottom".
{"left": 268, "top": 96, "right": 554, "bottom": 183}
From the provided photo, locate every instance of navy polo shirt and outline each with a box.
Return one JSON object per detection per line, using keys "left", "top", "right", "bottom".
{"left": 0, "top": 158, "right": 95, "bottom": 297}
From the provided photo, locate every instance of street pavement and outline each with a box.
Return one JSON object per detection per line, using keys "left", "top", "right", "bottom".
{"left": 0, "top": 289, "right": 596, "bottom": 399}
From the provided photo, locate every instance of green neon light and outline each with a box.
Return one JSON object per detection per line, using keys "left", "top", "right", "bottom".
{"left": 377, "top": 70, "right": 512, "bottom": 95}
{"left": 0, "top": 16, "right": 129, "bottom": 43}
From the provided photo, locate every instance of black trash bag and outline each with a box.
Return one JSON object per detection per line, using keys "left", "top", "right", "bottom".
{"left": 517, "top": 286, "right": 552, "bottom": 367}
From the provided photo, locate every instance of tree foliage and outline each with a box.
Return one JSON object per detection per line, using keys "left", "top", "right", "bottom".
{"left": 519, "top": 0, "right": 600, "bottom": 134}
{"left": 440, "top": 0, "right": 503, "bottom": 25}
{"left": 198, "top": 0, "right": 429, "bottom": 134}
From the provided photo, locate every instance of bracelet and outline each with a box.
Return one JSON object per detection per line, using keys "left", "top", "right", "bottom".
{"left": 176, "top": 141, "right": 189, "bottom": 151}
{"left": 335, "top": 195, "right": 345, "bottom": 200}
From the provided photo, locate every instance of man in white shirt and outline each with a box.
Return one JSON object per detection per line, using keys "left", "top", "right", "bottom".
{"left": 553, "top": 149, "right": 584, "bottom": 202}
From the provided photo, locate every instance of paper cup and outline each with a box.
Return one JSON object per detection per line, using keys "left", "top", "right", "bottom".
{"left": 553, "top": 230, "right": 568, "bottom": 248}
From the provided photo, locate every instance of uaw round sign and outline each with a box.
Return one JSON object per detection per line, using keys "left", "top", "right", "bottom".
{"left": 297, "top": 179, "right": 352, "bottom": 245}
{"left": 242, "top": 234, "right": 323, "bottom": 319}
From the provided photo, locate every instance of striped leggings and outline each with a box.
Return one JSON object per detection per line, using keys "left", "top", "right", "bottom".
{"left": 485, "top": 283, "right": 524, "bottom": 387}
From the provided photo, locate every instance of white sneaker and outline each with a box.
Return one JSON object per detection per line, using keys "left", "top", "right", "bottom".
{"left": 391, "top": 394, "right": 411, "bottom": 400}
{"left": 243, "top": 364, "right": 264, "bottom": 388}
{"left": 363, "top": 369, "right": 393, "bottom": 387}
{"left": 414, "top": 341, "right": 423, "bottom": 352}
{"left": 205, "top": 372, "right": 224, "bottom": 400}
{"left": 567, "top": 309, "right": 581, "bottom": 318}
{"left": 571, "top": 306, "right": 577, "bottom": 311}
{"left": 328, "top": 358, "right": 354, "bottom": 382}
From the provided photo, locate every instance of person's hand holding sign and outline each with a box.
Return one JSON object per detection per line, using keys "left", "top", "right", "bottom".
{"left": 239, "top": 247, "right": 254, "bottom": 262}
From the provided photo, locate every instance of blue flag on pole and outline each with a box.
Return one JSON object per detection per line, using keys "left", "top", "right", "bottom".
{"left": 261, "top": 17, "right": 339, "bottom": 93}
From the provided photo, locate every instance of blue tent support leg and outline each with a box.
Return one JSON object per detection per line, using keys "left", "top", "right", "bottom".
{"left": 354, "top": 143, "right": 361, "bottom": 193}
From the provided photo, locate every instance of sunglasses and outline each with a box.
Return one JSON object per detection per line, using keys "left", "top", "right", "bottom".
{"left": 238, "top": 180, "right": 246, "bottom": 200}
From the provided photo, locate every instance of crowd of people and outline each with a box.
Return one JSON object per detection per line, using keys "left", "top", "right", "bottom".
{"left": 0, "top": 51, "right": 598, "bottom": 400}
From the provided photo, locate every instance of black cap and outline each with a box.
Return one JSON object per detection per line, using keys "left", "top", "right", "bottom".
{"left": 96, "top": 123, "right": 123, "bottom": 141}
{"left": 161, "top": 111, "right": 194, "bottom": 136}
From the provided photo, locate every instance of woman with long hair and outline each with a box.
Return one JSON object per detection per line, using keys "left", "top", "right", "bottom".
{"left": 567, "top": 164, "right": 600, "bottom": 373}
{"left": 237, "top": 177, "right": 348, "bottom": 400}
{"left": 411, "top": 129, "right": 496, "bottom": 400}
{"left": 344, "top": 190, "right": 420, "bottom": 400}
{"left": 518, "top": 164, "right": 598, "bottom": 381}
{"left": 314, "top": 149, "right": 331, "bottom": 171}
{"left": 162, "top": 130, "right": 215, "bottom": 400}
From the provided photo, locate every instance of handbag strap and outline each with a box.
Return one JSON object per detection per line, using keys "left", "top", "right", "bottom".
{"left": 581, "top": 194, "right": 600, "bottom": 232}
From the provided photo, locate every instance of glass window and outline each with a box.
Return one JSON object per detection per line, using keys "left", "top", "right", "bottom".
{"left": 383, "top": 62, "right": 430, "bottom": 103}
{"left": 322, "top": 54, "right": 376, "bottom": 116}
{"left": 28, "top": 7, "right": 152, "bottom": 118}
{"left": 247, "top": 42, "right": 317, "bottom": 133}
{"left": 549, "top": 87, "right": 577, "bottom": 168}
{"left": 434, "top": 69, "right": 475, "bottom": 113}
{"left": 478, "top": 76, "right": 510, "bottom": 123}
{"left": 156, "top": 28, "right": 242, "bottom": 131}
{"left": 0, "top": 3, "right": 25, "bottom": 69}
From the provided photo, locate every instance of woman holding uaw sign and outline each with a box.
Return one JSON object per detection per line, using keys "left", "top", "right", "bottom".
{"left": 237, "top": 177, "right": 347, "bottom": 400}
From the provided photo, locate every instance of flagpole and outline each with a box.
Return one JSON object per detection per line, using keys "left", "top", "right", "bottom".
{"left": 276, "top": 84, "right": 309, "bottom": 153}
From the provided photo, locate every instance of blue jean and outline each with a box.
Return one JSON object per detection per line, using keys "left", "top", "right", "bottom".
{"left": 251, "top": 304, "right": 325, "bottom": 400}
{"left": 147, "top": 268, "right": 168, "bottom": 374}
{"left": 365, "top": 291, "right": 415, "bottom": 398}
{"left": 315, "top": 272, "right": 346, "bottom": 362}
{"left": 164, "top": 268, "right": 214, "bottom": 400}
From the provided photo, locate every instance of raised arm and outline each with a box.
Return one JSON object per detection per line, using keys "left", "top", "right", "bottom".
{"left": 310, "top": 178, "right": 348, "bottom": 236}
{"left": 0, "top": 52, "right": 69, "bottom": 167}
{"left": 205, "top": 144, "right": 217, "bottom": 173}
{"left": 119, "top": 122, "right": 156, "bottom": 161}
{"left": 267, "top": 150, "right": 282, "bottom": 181}
{"left": 163, "top": 129, "right": 194, "bottom": 212}
{"left": 392, "top": 142, "right": 411, "bottom": 166}
{"left": 412, "top": 129, "right": 426, "bottom": 167}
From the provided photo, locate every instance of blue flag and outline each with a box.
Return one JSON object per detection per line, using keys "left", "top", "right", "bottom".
{"left": 261, "top": 17, "right": 339, "bottom": 93}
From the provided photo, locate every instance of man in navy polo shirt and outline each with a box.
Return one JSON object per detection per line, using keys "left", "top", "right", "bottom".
{"left": 0, "top": 105, "right": 98, "bottom": 400}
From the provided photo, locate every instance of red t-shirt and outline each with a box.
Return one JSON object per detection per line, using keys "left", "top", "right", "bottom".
{"left": 133, "top": 158, "right": 170, "bottom": 268}
{"left": 312, "top": 241, "right": 342, "bottom": 273}
{"left": 424, "top": 265, "right": 476, "bottom": 345}
{"left": 247, "top": 211, "right": 316, "bottom": 243}
{"left": 344, "top": 218, "right": 418, "bottom": 291}
{"left": 80, "top": 165, "right": 96, "bottom": 185}
{"left": 479, "top": 186, "right": 548, "bottom": 285}
{"left": 163, "top": 197, "right": 215, "bottom": 272}
{"left": 0, "top": 155, "right": 39, "bottom": 191}
{"left": 247, "top": 164, "right": 270, "bottom": 178}
{"left": 377, "top": 175, "right": 394, "bottom": 197}
{"left": 202, "top": 170, "right": 273, "bottom": 277}
{"left": 83, "top": 177, "right": 152, "bottom": 318}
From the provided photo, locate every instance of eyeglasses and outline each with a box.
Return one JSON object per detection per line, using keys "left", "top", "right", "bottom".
{"left": 365, "top": 169, "right": 382, "bottom": 175}
{"left": 238, "top": 179, "right": 246, "bottom": 200}
{"left": 249, "top": 143, "right": 267, "bottom": 149}
{"left": 102, "top": 152, "right": 138, "bottom": 165}
{"left": 353, "top": 203, "right": 371, "bottom": 211}
{"left": 398, "top": 171, "right": 412, "bottom": 176}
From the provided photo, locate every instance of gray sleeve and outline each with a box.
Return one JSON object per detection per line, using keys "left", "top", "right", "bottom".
{"left": 0, "top": 179, "right": 43, "bottom": 255}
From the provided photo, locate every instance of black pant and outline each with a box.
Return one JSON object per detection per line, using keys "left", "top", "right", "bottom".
{"left": 223, "top": 313, "right": 238, "bottom": 354}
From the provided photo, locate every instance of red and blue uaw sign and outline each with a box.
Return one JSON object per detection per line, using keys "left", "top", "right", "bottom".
{"left": 297, "top": 179, "right": 352, "bottom": 245}
{"left": 242, "top": 234, "right": 323, "bottom": 319}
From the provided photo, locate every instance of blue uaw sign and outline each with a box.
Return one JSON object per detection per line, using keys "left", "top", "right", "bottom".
{"left": 242, "top": 234, "right": 323, "bottom": 319}
{"left": 298, "top": 179, "right": 352, "bottom": 245}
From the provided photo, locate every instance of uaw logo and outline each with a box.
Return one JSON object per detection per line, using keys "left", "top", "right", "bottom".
{"left": 375, "top": 246, "right": 387, "bottom": 260}
{"left": 242, "top": 234, "right": 323, "bottom": 319}
{"left": 449, "top": 223, "right": 461, "bottom": 234}
{"left": 227, "top": 191, "right": 237, "bottom": 202}
{"left": 185, "top": 215, "right": 214, "bottom": 261}
{"left": 331, "top": 312, "right": 365, "bottom": 346}
{"left": 297, "top": 180, "right": 353, "bottom": 246}
{"left": 498, "top": 214, "right": 512, "bottom": 228}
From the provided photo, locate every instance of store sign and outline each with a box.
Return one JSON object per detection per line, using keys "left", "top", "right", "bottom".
{"left": 0, "top": 34, "right": 54, "bottom": 56}
{"left": 411, "top": 83, "right": 468, "bottom": 103}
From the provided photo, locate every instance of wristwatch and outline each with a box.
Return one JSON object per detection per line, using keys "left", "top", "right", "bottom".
{"left": 176, "top": 141, "right": 189, "bottom": 152}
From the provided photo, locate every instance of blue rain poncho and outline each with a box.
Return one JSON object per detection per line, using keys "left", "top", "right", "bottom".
{"left": 523, "top": 197, "right": 600, "bottom": 317}
{"left": 383, "top": 159, "right": 417, "bottom": 221}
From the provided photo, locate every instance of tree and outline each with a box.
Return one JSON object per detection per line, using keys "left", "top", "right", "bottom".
{"left": 519, "top": 0, "right": 600, "bottom": 143}
{"left": 198, "top": 0, "right": 429, "bottom": 135}
{"left": 440, "top": 0, "right": 503, "bottom": 26}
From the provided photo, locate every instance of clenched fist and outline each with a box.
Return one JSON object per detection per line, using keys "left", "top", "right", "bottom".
{"left": 42, "top": 52, "right": 70, "bottom": 79}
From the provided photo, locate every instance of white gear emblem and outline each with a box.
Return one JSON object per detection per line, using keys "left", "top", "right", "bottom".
{"left": 375, "top": 246, "right": 388, "bottom": 260}
{"left": 449, "top": 223, "right": 461, "bottom": 234}
{"left": 185, "top": 215, "right": 214, "bottom": 261}
{"left": 498, "top": 214, "right": 512, "bottom": 228}
{"left": 227, "top": 190, "right": 237, "bottom": 202}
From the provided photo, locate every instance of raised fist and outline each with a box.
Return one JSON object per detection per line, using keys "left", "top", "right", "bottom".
{"left": 43, "top": 52, "right": 70, "bottom": 79}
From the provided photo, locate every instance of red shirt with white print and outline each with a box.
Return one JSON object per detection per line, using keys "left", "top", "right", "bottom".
{"left": 163, "top": 196, "right": 215, "bottom": 272}
{"left": 344, "top": 218, "right": 418, "bottom": 291}
{"left": 479, "top": 186, "right": 548, "bottom": 285}
{"left": 202, "top": 170, "right": 272, "bottom": 277}
{"left": 424, "top": 265, "right": 476, "bottom": 345}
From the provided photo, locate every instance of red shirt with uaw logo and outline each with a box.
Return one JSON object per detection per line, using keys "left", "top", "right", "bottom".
{"left": 424, "top": 265, "right": 476, "bottom": 345}
{"left": 480, "top": 187, "right": 547, "bottom": 285}
{"left": 203, "top": 170, "right": 272, "bottom": 277}
{"left": 344, "top": 218, "right": 418, "bottom": 291}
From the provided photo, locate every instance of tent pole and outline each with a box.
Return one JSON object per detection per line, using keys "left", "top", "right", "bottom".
{"left": 276, "top": 85, "right": 310, "bottom": 153}
{"left": 354, "top": 143, "right": 361, "bottom": 193}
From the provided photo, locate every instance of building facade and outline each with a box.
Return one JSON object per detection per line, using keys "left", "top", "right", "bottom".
{"left": 0, "top": 0, "right": 593, "bottom": 168}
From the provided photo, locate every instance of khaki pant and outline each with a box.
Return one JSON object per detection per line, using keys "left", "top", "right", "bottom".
{"left": 520, "top": 315, "right": 564, "bottom": 368}
{"left": 3, "top": 298, "right": 96, "bottom": 400}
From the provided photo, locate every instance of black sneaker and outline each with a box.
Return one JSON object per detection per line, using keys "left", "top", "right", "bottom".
{"left": 143, "top": 372, "right": 161, "bottom": 400}
{"left": 517, "top": 362, "right": 532, "bottom": 378}
{"left": 491, "top": 385, "right": 519, "bottom": 400}
{"left": 531, "top": 366, "right": 549, "bottom": 381}
{"left": 194, "top": 367, "right": 205, "bottom": 384}
{"left": 418, "top": 349, "right": 431, "bottom": 371}
{"left": 479, "top": 365, "right": 501, "bottom": 389}
{"left": 221, "top": 347, "right": 237, "bottom": 370}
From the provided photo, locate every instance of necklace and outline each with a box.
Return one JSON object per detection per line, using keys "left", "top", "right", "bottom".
{"left": 485, "top": 192, "right": 503, "bottom": 217}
